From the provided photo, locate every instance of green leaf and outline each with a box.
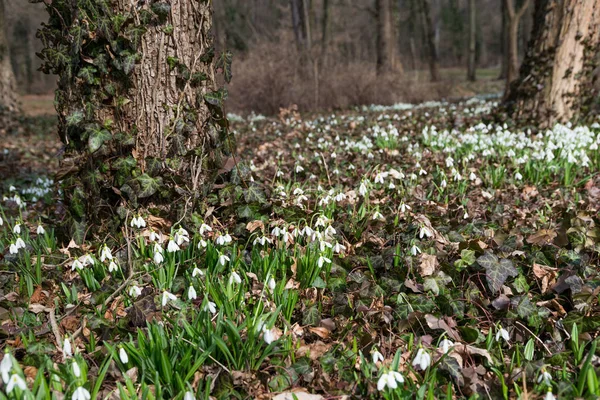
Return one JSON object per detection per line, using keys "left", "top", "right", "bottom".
{"left": 477, "top": 252, "right": 517, "bottom": 293}
{"left": 204, "top": 88, "right": 228, "bottom": 107}
{"left": 423, "top": 278, "right": 439, "bottom": 296}
{"left": 88, "top": 128, "right": 112, "bottom": 153}
{"left": 121, "top": 51, "right": 137, "bottom": 75}
{"left": 135, "top": 174, "right": 161, "bottom": 198}
{"left": 151, "top": 2, "right": 171, "bottom": 19}
{"left": 439, "top": 356, "right": 463, "bottom": 386}
{"left": 243, "top": 184, "right": 267, "bottom": 204}
{"left": 511, "top": 295, "right": 536, "bottom": 318}
{"left": 215, "top": 50, "right": 233, "bottom": 83}
{"left": 66, "top": 110, "right": 85, "bottom": 126}
{"left": 302, "top": 305, "right": 321, "bottom": 326}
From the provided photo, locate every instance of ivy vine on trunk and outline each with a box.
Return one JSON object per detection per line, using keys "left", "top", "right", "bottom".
{"left": 34, "top": 0, "right": 232, "bottom": 240}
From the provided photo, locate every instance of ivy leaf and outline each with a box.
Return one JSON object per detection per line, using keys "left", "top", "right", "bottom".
{"left": 88, "top": 128, "right": 112, "bottom": 153}
{"left": 302, "top": 305, "right": 321, "bottom": 326}
{"left": 151, "top": 2, "right": 171, "bottom": 21}
{"left": 423, "top": 278, "right": 439, "bottom": 296}
{"left": 243, "top": 184, "right": 267, "bottom": 204}
{"left": 477, "top": 252, "right": 518, "bottom": 293}
{"left": 66, "top": 110, "right": 85, "bottom": 126}
{"left": 204, "top": 88, "right": 228, "bottom": 108}
{"left": 215, "top": 50, "right": 233, "bottom": 83}
{"left": 439, "top": 356, "right": 463, "bottom": 386}
{"left": 121, "top": 51, "right": 137, "bottom": 75}
{"left": 511, "top": 295, "right": 536, "bottom": 318}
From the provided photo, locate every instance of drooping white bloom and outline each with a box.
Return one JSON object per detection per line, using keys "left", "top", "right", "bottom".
{"left": 161, "top": 291, "right": 177, "bottom": 307}
{"left": 81, "top": 254, "right": 94, "bottom": 266}
{"left": 184, "top": 391, "right": 195, "bottom": 400}
{"left": 63, "top": 338, "right": 73, "bottom": 358}
{"left": 400, "top": 202, "right": 411, "bottom": 213}
{"left": 267, "top": 277, "right": 276, "bottom": 291}
{"left": 72, "top": 386, "right": 91, "bottom": 400}
{"left": 130, "top": 216, "right": 146, "bottom": 229}
{"left": 464, "top": 212, "right": 469, "bottom": 220}
{"left": 72, "top": 361, "right": 81, "bottom": 378}
{"left": 333, "top": 242, "right": 346, "bottom": 254}
{"left": 119, "top": 347, "right": 129, "bottom": 364}
{"left": 295, "top": 164, "right": 304, "bottom": 173}
{"left": 13, "top": 223, "right": 20, "bottom": 234}
{"left": 271, "top": 226, "right": 282, "bottom": 237}
{"left": 377, "top": 371, "right": 404, "bottom": 391}
{"left": 8, "top": 186, "right": 16, "bottom": 192}
{"left": 71, "top": 259, "right": 84, "bottom": 271}
{"left": 203, "top": 301, "right": 217, "bottom": 314}
{"left": 100, "top": 245, "right": 113, "bottom": 262}
{"left": 372, "top": 211, "right": 384, "bottom": 221}
{"left": 6, "top": 374, "right": 26, "bottom": 394}
{"left": 15, "top": 237, "right": 25, "bottom": 250}
{"left": 188, "top": 286, "right": 197, "bottom": 300}
{"left": 371, "top": 349, "right": 384, "bottom": 364}
{"left": 469, "top": 172, "right": 477, "bottom": 181}
{"left": 174, "top": 227, "right": 189, "bottom": 246}
{"left": 496, "top": 325, "right": 510, "bottom": 342}
{"left": 216, "top": 233, "right": 232, "bottom": 246}
{"left": 419, "top": 226, "right": 433, "bottom": 239}
{"left": 108, "top": 260, "right": 118, "bottom": 273}
{"left": 440, "top": 179, "right": 447, "bottom": 188}
{"left": 37, "top": 225, "right": 46, "bottom": 235}
{"left": 1, "top": 353, "right": 13, "bottom": 383}
{"left": 198, "top": 239, "right": 208, "bottom": 249}
{"left": 544, "top": 390, "right": 556, "bottom": 400}
{"left": 167, "top": 239, "right": 180, "bottom": 253}
{"left": 9, "top": 243, "right": 18, "bottom": 254}
{"left": 439, "top": 339, "right": 454, "bottom": 354}
{"left": 317, "top": 256, "right": 331, "bottom": 268}
{"left": 129, "top": 286, "right": 142, "bottom": 298}
{"left": 412, "top": 348, "right": 431, "bottom": 370}
{"left": 263, "top": 326, "right": 276, "bottom": 344}
{"left": 410, "top": 245, "right": 421, "bottom": 256}
{"left": 515, "top": 172, "right": 523, "bottom": 180}
{"left": 229, "top": 271, "right": 242, "bottom": 285}
{"left": 153, "top": 251, "right": 164, "bottom": 265}
{"left": 199, "top": 223, "right": 212, "bottom": 236}
{"left": 192, "top": 267, "right": 203, "bottom": 277}
{"left": 0, "top": 216, "right": 3, "bottom": 226}
{"left": 253, "top": 236, "right": 272, "bottom": 246}
{"left": 219, "top": 254, "right": 230, "bottom": 266}
{"left": 359, "top": 181, "right": 369, "bottom": 197}
{"left": 537, "top": 369, "right": 552, "bottom": 385}
{"left": 148, "top": 230, "right": 160, "bottom": 242}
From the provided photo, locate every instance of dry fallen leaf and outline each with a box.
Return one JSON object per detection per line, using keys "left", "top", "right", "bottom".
{"left": 419, "top": 254, "right": 438, "bottom": 277}
{"left": 527, "top": 229, "right": 557, "bottom": 246}
{"left": 246, "top": 220, "right": 264, "bottom": 233}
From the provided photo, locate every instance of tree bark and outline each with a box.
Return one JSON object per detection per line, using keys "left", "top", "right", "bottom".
{"left": 504, "top": 0, "right": 600, "bottom": 127}
{"left": 0, "top": 0, "right": 19, "bottom": 129}
{"left": 498, "top": 0, "right": 508, "bottom": 79}
{"left": 467, "top": 0, "right": 476, "bottom": 81}
{"left": 376, "top": 0, "right": 395, "bottom": 74}
{"left": 291, "top": 0, "right": 306, "bottom": 50}
{"left": 419, "top": 0, "right": 440, "bottom": 81}
{"left": 38, "top": 0, "right": 226, "bottom": 237}
{"left": 504, "top": 0, "right": 531, "bottom": 95}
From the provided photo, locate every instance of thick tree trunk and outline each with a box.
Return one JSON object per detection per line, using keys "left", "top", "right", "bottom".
{"left": 0, "top": 0, "right": 19, "bottom": 130}
{"left": 376, "top": 0, "right": 395, "bottom": 74}
{"left": 504, "top": 0, "right": 600, "bottom": 126}
{"left": 419, "top": 0, "right": 440, "bottom": 81}
{"left": 38, "top": 0, "right": 225, "bottom": 237}
{"left": 291, "top": 0, "right": 306, "bottom": 50}
{"left": 467, "top": 0, "right": 476, "bottom": 81}
{"left": 504, "top": 0, "right": 531, "bottom": 95}
{"left": 499, "top": 0, "right": 508, "bottom": 79}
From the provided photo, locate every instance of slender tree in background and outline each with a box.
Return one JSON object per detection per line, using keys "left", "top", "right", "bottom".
{"left": 466, "top": 0, "right": 476, "bottom": 81}
{"left": 36, "top": 0, "right": 229, "bottom": 238}
{"left": 504, "top": 0, "right": 600, "bottom": 126}
{"left": 0, "top": 0, "right": 19, "bottom": 129}
{"left": 504, "top": 0, "right": 531, "bottom": 95}
{"left": 419, "top": 0, "right": 440, "bottom": 81}
{"left": 376, "top": 0, "right": 396, "bottom": 74}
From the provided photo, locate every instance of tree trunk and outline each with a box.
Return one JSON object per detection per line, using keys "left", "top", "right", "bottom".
{"left": 498, "top": 0, "right": 508, "bottom": 79}
{"left": 0, "top": 0, "right": 19, "bottom": 130}
{"left": 503, "top": 0, "right": 600, "bottom": 126}
{"left": 419, "top": 0, "right": 440, "bottom": 81}
{"left": 467, "top": 0, "right": 476, "bottom": 81}
{"left": 376, "top": 0, "right": 395, "bottom": 74}
{"left": 291, "top": 0, "right": 306, "bottom": 50}
{"left": 38, "top": 0, "right": 226, "bottom": 238}
{"left": 504, "top": 0, "right": 531, "bottom": 95}
{"left": 320, "top": 0, "right": 330, "bottom": 64}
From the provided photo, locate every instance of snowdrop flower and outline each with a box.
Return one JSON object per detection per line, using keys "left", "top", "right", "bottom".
{"left": 63, "top": 337, "right": 73, "bottom": 358}
{"left": 12, "top": 223, "right": 20, "bottom": 234}
{"left": 198, "top": 239, "right": 208, "bottom": 249}
{"left": 9, "top": 242, "right": 18, "bottom": 254}
{"left": 440, "top": 179, "right": 447, "bottom": 188}
{"left": 439, "top": 339, "right": 454, "bottom": 354}
{"left": 253, "top": 236, "right": 271, "bottom": 246}
{"left": 544, "top": 390, "right": 556, "bottom": 400}
{"left": 400, "top": 202, "right": 411, "bottom": 213}
{"left": 119, "top": 347, "right": 128, "bottom": 364}
{"left": 515, "top": 172, "right": 523, "bottom": 180}
{"left": 359, "top": 180, "right": 369, "bottom": 197}
{"left": 188, "top": 286, "right": 197, "bottom": 300}
{"left": 229, "top": 271, "right": 242, "bottom": 285}
{"left": 174, "top": 227, "right": 189, "bottom": 246}
{"left": 333, "top": 242, "right": 346, "bottom": 254}
{"left": 410, "top": 245, "right": 421, "bottom": 256}
{"left": 372, "top": 349, "right": 384, "bottom": 364}
{"left": 36, "top": 224, "right": 45, "bottom": 235}
{"left": 374, "top": 172, "right": 386, "bottom": 184}
{"left": 412, "top": 347, "right": 431, "bottom": 370}
{"left": 203, "top": 300, "right": 217, "bottom": 314}
{"left": 419, "top": 226, "right": 433, "bottom": 239}
{"left": 295, "top": 164, "right": 304, "bottom": 173}
{"left": 372, "top": 211, "right": 384, "bottom": 221}
{"left": 267, "top": 277, "right": 276, "bottom": 291}
{"left": 8, "top": 186, "right": 15, "bottom": 192}
{"left": 1, "top": 353, "right": 12, "bottom": 383}
{"left": 496, "top": 325, "right": 510, "bottom": 342}
{"left": 72, "top": 386, "right": 91, "bottom": 400}
{"left": 81, "top": 254, "right": 94, "bottom": 266}
{"left": 464, "top": 212, "right": 469, "bottom": 220}
{"left": 6, "top": 374, "right": 26, "bottom": 394}
{"left": 192, "top": 267, "right": 203, "bottom": 277}
{"left": 216, "top": 233, "right": 232, "bottom": 246}
{"left": 99, "top": 245, "right": 112, "bottom": 262}
{"left": 161, "top": 291, "right": 177, "bottom": 307}
{"left": 108, "top": 260, "right": 118, "bottom": 273}
{"left": 130, "top": 215, "right": 146, "bottom": 229}
{"left": 263, "top": 326, "right": 277, "bottom": 344}
{"left": 271, "top": 226, "right": 282, "bottom": 237}
{"left": 419, "top": 168, "right": 427, "bottom": 176}
{"left": 199, "top": 223, "right": 212, "bottom": 236}
{"left": 153, "top": 251, "right": 164, "bottom": 264}
{"left": 377, "top": 371, "right": 404, "bottom": 391}
{"left": 219, "top": 254, "right": 230, "bottom": 266}
{"left": 184, "top": 392, "right": 195, "bottom": 400}
{"left": 469, "top": 172, "right": 477, "bottom": 181}
{"left": 167, "top": 239, "right": 180, "bottom": 253}
{"left": 129, "top": 285, "right": 142, "bottom": 298}
{"left": 0, "top": 216, "right": 3, "bottom": 226}
{"left": 15, "top": 237, "right": 25, "bottom": 250}
{"left": 72, "top": 361, "right": 81, "bottom": 378}
{"left": 537, "top": 368, "right": 552, "bottom": 385}
{"left": 148, "top": 230, "right": 160, "bottom": 242}
{"left": 71, "top": 259, "right": 84, "bottom": 271}
{"left": 317, "top": 255, "right": 331, "bottom": 268}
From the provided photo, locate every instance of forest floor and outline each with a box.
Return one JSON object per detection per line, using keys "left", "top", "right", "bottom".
{"left": 0, "top": 95, "right": 599, "bottom": 399}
